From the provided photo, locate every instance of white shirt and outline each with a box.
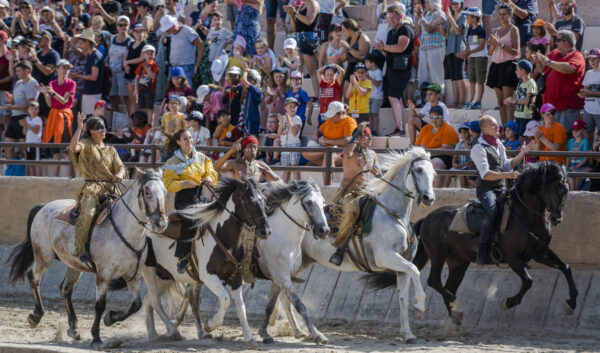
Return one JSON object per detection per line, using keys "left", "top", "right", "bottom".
{"left": 470, "top": 136, "right": 513, "bottom": 178}
{"left": 420, "top": 102, "right": 450, "bottom": 123}
{"left": 319, "top": 0, "right": 335, "bottom": 14}
{"left": 582, "top": 69, "right": 600, "bottom": 115}
{"left": 25, "top": 116, "right": 42, "bottom": 143}
{"left": 368, "top": 68, "right": 384, "bottom": 99}
{"left": 280, "top": 115, "right": 302, "bottom": 146}
{"left": 189, "top": 126, "right": 211, "bottom": 147}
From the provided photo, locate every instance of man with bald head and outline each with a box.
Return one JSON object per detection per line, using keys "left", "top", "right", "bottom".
{"left": 470, "top": 115, "right": 530, "bottom": 265}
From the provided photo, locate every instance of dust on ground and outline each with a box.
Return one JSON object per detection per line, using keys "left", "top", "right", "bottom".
{"left": 0, "top": 297, "right": 598, "bottom": 353}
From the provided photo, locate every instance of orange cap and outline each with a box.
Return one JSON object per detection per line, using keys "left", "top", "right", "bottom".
{"left": 532, "top": 19, "right": 545, "bottom": 27}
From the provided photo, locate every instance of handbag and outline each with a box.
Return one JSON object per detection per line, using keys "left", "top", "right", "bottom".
{"left": 536, "top": 69, "right": 549, "bottom": 95}
{"left": 298, "top": 33, "right": 318, "bottom": 54}
{"left": 392, "top": 54, "right": 409, "bottom": 71}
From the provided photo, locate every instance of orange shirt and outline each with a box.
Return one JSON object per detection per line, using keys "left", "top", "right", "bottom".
{"left": 319, "top": 115, "right": 357, "bottom": 142}
{"left": 535, "top": 121, "right": 567, "bottom": 164}
{"left": 416, "top": 121, "right": 459, "bottom": 149}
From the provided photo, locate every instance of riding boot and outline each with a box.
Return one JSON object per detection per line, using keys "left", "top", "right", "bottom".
{"left": 329, "top": 245, "right": 346, "bottom": 266}
{"left": 177, "top": 255, "right": 190, "bottom": 274}
{"left": 476, "top": 243, "right": 487, "bottom": 266}
{"left": 241, "top": 227, "right": 257, "bottom": 283}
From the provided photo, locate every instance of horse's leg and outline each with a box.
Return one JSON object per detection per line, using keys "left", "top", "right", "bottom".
{"left": 503, "top": 255, "right": 533, "bottom": 310}
{"left": 396, "top": 272, "right": 417, "bottom": 343}
{"left": 281, "top": 283, "right": 328, "bottom": 345}
{"left": 534, "top": 248, "right": 578, "bottom": 314}
{"left": 60, "top": 268, "right": 82, "bottom": 340}
{"left": 202, "top": 274, "right": 230, "bottom": 334}
{"left": 104, "top": 276, "right": 144, "bottom": 326}
{"left": 259, "top": 283, "right": 281, "bottom": 344}
{"left": 140, "top": 266, "right": 180, "bottom": 339}
{"left": 443, "top": 261, "right": 470, "bottom": 325}
{"left": 173, "top": 283, "right": 192, "bottom": 328}
{"left": 279, "top": 292, "right": 305, "bottom": 338}
{"left": 424, "top": 247, "right": 456, "bottom": 307}
{"left": 91, "top": 279, "right": 109, "bottom": 345}
{"left": 230, "top": 286, "right": 256, "bottom": 346}
{"left": 26, "top": 257, "right": 52, "bottom": 329}
{"left": 143, "top": 294, "right": 158, "bottom": 340}
{"left": 189, "top": 283, "right": 212, "bottom": 339}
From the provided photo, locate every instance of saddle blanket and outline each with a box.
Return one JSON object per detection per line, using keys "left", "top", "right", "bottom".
{"left": 54, "top": 203, "right": 110, "bottom": 226}
{"left": 448, "top": 201, "right": 511, "bottom": 234}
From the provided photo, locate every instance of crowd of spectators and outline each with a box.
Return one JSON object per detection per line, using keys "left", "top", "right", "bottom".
{"left": 0, "top": 0, "right": 598, "bottom": 190}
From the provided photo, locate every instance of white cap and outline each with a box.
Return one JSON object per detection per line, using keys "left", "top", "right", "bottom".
{"left": 116, "top": 15, "right": 130, "bottom": 26}
{"left": 178, "top": 96, "right": 188, "bottom": 112}
{"left": 56, "top": 59, "right": 73, "bottom": 68}
{"left": 159, "top": 15, "right": 177, "bottom": 33}
{"left": 323, "top": 101, "right": 346, "bottom": 119}
{"left": 0, "top": 0, "right": 9, "bottom": 8}
{"left": 211, "top": 54, "right": 228, "bottom": 82}
{"left": 523, "top": 120, "right": 540, "bottom": 137}
{"left": 248, "top": 69, "right": 261, "bottom": 85}
{"left": 283, "top": 38, "right": 297, "bottom": 50}
{"left": 227, "top": 65, "right": 242, "bottom": 76}
{"left": 142, "top": 44, "right": 155, "bottom": 53}
{"left": 196, "top": 85, "right": 209, "bottom": 104}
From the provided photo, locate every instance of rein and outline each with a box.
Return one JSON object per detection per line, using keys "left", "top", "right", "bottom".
{"left": 375, "top": 156, "right": 431, "bottom": 200}
{"left": 204, "top": 183, "right": 262, "bottom": 232}
{"left": 277, "top": 200, "right": 313, "bottom": 232}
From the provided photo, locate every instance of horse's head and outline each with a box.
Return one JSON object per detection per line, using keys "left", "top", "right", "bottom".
{"left": 236, "top": 177, "right": 271, "bottom": 239}
{"left": 136, "top": 169, "right": 168, "bottom": 233}
{"left": 294, "top": 180, "right": 330, "bottom": 239}
{"left": 408, "top": 155, "right": 437, "bottom": 207}
{"left": 541, "top": 163, "right": 569, "bottom": 225}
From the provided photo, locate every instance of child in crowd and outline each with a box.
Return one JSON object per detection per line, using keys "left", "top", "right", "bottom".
{"left": 251, "top": 38, "right": 272, "bottom": 88}
{"left": 318, "top": 23, "right": 347, "bottom": 68}
{"left": 529, "top": 19, "right": 549, "bottom": 52}
{"left": 579, "top": 49, "right": 600, "bottom": 143}
{"left": 162, "top": 66, "right": 194, "bottom": 114}
{"left": 460, "top": 7, "right": 487, "bottom": 110}
{"left": 222, "top": 66, "right": 244, "bottom": 125}
{"left": 185, "top": 111, "right": 212, "bottom": 147}
{"left": 134, "top": 44, "right": 158, "bottom": 126}
{"left": 365, "top": 54, "right": 383, "bottom": 135}
{"left": 503, "top": 120, "right": 521, "bottom": 151}
{"left": 240, "top": 67, "right": 263, "bottom": 135}
{"left": 207, "top": 11, "right": 233, "bottom": 62}
{"left": 469, "top": 120, "right": 480, "bottom": 145}
{"left": 449, "top": 122, "right": 471, "bottom": 187}
{"left": 345, "top": 61, "right": 372, "bottom": 125}
{"left": 278, "top": 38, "right": 300, "bottom": 72}
{"left": 407, "top": 83, "right": 450, "bottom": 144}
{"left": 522, "top": 120, "right": 540, "bottom": 166}
{"left": 525, "top": 43, "right": 546, "bottom": 80}
{"left": 229, "top": 35, "right": 249, "bottom": 79}
{"left": 286, "top": 70, "right": 313, "bottom": 133}
{"left": 278, "top": 97, "right": 303, "bottom": 182}
{"left": 161, "top": 96, "right": 186, "bottom": 144}
{"left": 317, "top": 64, "right": 345, "bottom": 125}
{"left": 123, "top": 110, "right": 151, "bottom": 162}
{"left": 567, "top": 119, "right": 591, "bottom": 190}
{"left": 213, "top": 110, "right": 243, "bottom": 148}
{"left": 264, "top": 67, "right": 289, "bottom": 121}
{"left": 204, "top": 85, "right": 225, "bottom": 131}
{"left": 22, "top": 101, "right": 43, "bottom": 176}
{"left": 264, "top": 113, "right": 280, "bottom": 164}
{"left": 504, "top": 59, "right": 537, "bottom": 142}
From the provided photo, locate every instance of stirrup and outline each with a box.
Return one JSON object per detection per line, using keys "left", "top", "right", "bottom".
{"left": 177, "top": 258, "right": 189, "bottom": 274}
{"left": 329, "top": 249, "right": 344, "bottom": 266}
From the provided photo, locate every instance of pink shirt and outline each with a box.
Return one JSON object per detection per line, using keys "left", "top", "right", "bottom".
{"left": 203, "top": 90, "right": 224, "bottom": 121}
{"left": 530, "top": 37, "right": 549, "bottom": 46}
{"left": 491, "top": 30, "right": 520, "bottom": 64}
{"left": 50, "top": 78, "right": 76, "bottom": 109}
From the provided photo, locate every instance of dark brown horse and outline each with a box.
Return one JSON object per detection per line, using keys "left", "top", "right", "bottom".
{"left": 366, "top": 162, "right": 578, "bottom": 325}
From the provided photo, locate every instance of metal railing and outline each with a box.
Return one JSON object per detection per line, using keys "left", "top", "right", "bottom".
{"left": 2, "top": 142, "right": 600, "bottom": 184}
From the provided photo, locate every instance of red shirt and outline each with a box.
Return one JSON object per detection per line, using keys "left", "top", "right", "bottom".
{"left": 50, "top": 78, "right": 76, "bottom": 109}
{"left": 319, "top": 78, "right": 342, "bottom": 115}
{"left": 0, "top": 51, "right": 10, "bottom": 91}
{"left": 135, "top": 60, "right": 159, "bottom": 93}
{"left": 543, "top": 49, "right": 586, "bottom": 111}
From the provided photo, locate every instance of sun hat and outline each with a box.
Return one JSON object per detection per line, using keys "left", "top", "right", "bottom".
{"left": 170, "top": 66, "right": 185, "bottom": 78}
{"left": 211, "top": 53, "right": 228, "bottom": 82}
{"left": 283, "top": 38, "right": 297, "bottom": 50}
{"left": 323, "top": 101, "right": 346, "bottom": 119}
{"left": 540, "top": 103, "right": 556, "bottom": 114}
{"left": 196, "top": 85, "right": 210, "bottom": 104}
{"left": 116, "top": 15, "right": 130, "bottom": 26}
{"left": 142, "top": 44, "right": 155, "bottom": 53}
{"left": 523, "top": 120, "right": 539, "bottom": 137}
{"left": 74, "top": 28, "right": 96, "bottom": 45}
{"left": 233, "top": 35, "right": 247, "bottom": 49}
{"left": 505, "top": 120, "right": 519, "bottom": 133}
{"left": 159, "top": 15, "right": 177, "bottom": 33}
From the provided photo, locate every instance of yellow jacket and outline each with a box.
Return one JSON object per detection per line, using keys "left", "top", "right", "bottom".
{"left": 163, "top": 149, "right": 218, "bottom": 193}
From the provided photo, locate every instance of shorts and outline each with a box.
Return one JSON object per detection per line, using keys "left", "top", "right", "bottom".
{"left": 369, "top": 98, "right": 384, "bottom": 114}
{"left": 350, "top": 113, "right": 369, "bottom": 124}
{"left": 5, "top": 115, "right": 26, "bottom": 139}
{"left": 318, "top": 13, "right": 333, "bottom": 43}
{"left": 467, "top": 56, "right": 488, "bottom": 84}
{"left": 486, "top": 61, "right": 518, "bottom": 90}
{"left": 81, "top": 94, "right": 102, "bottom": 116}
{"left": 583, "top": 111, "right": 600, "bottom": 134}
{"left": 295, "top": 32, "right": 319, "bottom": 55}
{"left": 514, "top": 117, "right": 530, "bottom": 137}
{"left": 444, "top": 54, "right": 464, "bottom": 81}
{"left": 138, "top": 89, "right": 155, "bottom": 110}
{"left": 482, "top": 0, "right": 499, "bottom": 16}
{"left": 265, "top": 0, "right": 285, "bottom": 19}
{"left": 434, "top": 155, "right": 453, "bottom": 170}
{"left": 226, "top": 4, "right": 238, "bottom": 21}
{"left": 109, "top": 70, "right": 128, "bottom": 96}
{"left": 281, "top": 143, "right": 301, "bottom": 166}
{"left": 555, "top": 109, "right": 581, "bottom": 132}
{"left": 26, "top": 147, "right": 40, "bottom": 161}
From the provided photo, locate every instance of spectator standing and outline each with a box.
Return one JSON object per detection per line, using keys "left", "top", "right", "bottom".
{"left": 529, "top": 19, "right": 549, "bottom": 52}
{"left": 240, "top": 67, "right": 263, "bottom": 136}
{"left": 286, "top": 70, "right": 313, "bottom": 131}
{"left": 278, "top": 97, "right": 303, "bottom": 182}
{"left": 0, "top": 30, "right": 11, "bottom": 138}
{"left": 317, "top": 63, "right": 345, "bottom": 125}
{"left": 372, "top": 3, "right": 413, "bottom": 135}
{"left": 266, "top": 0, "right": 286, "bottom": 50}
{"left": 161, "top": 95, "right": 186, "bottom": 144}
{"left": 374, "top": 0, "right": 403, "bottom": 56}
{"left": 278, "top": 38, "right": 301, "bottom": 71}
{"left": 264, "top": 67, "right": 289, "bottom": 120}
{"left": 532, "top": 30, "right": 584, "bottom": 132}
{"left": 449, "top": 122, "right": 472, "bottom": 187}
{"left": 545, "top": 0, "right": 584, "bottom": 52}
{"left": 222, "top": 66, "right": 244, "bottom": 126}
{"left": 580, "top": 49, "right": 600, "bottom": 142}
{"left": 340, "top": 19, "right": 371, "bottom": 97}
{"left": 365, "top": 54, "right": 383, "bottom": 134}
{"left": 481, "top": 0, "right": 498, "bottom": 36}
{"left": 318, "top": 23, "right": 347, "bottom": 67}
{"left": 345, "top": 61, "right": 371, "bottom": 124}
{"left": 503, "top": 59, "right": 537, "bottom": 139}
{"left": 460, "top": 7, "right": 487, "bottom": 109}
{"left": 70, "top": 28, "right": 104, "bottom": 117}
{"left": 207, "top": 12, "right": 233, "bottom": 62}
{"left": 232, "top": 0, "right": 264, "bottom": 56}
{"left": 134, "top": 45, "right": 159, "bottom": 126}
{"left": 159, "top": 15, "right": 204, "bottom": 87}
{"left": 533, "top": 102, "right": 567, "bottom": 165}
{"left": 225, "top": 0, "right": 240, "bottom": 31}
{"left": 485, "top": 3, "right": 520, "bottom": 125}
{"left": 108, "top": 16, "right": 133, "bottom": 117}
{"left": 124, "top": 23, "right": 148, "bottom": 116}
{"left": 22, "top": 101, "right": 42, "bottom": 176}
{"left": 501, "top": 0, "right": 537, "bottom": 50}
{"left": 414, "top": 0, "right": 447, "bottom": 95}
{"left": 444, "top": 0, "right": 467, "bottom": 108}
{"left": 317, "top": 0, "right": 335, "bottom": 44}
{"left": 162, "top": 66, "right": 195, "bottom": 114}
{"left": 32, "top": 30, "right": 60, "bottom": 120}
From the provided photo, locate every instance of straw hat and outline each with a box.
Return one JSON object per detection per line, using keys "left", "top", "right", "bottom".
{"left": 74, "top": 28, "right": 96, "bottom": 45}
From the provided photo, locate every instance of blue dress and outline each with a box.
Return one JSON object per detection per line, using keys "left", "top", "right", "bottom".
{"left": 232, "top": 5, "right": 261, "bottom": 56}
{"left": 243, "top": 84, "right": 263, "bottom": 135}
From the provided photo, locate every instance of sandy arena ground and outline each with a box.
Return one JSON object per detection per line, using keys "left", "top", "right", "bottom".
{"left": 0, "top": 296, "right": 598, "bottom": 353}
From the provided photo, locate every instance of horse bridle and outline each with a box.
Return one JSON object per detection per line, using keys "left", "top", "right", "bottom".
{"left": 204, "top": 183, "right": 266, "bottom": 233}
{"left": 376, "top": 156, "right": 431, "bottom": 202}
{"left": 277, "top": 194, "right": 316, "bottom": 232}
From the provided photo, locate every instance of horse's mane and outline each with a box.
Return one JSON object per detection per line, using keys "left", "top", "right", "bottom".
{"left": 262, "top": 180, "right": 320, "bottom": 215}
{"left": 364, "top": 147, "right": 430, "bottom": 196}
{"left": 178, "top": 177, "right": 250, "bottom": 225}
{"left": 513, "top": 161, "right": 567, "bottom": 193}
{"left": 138, "top": 168, "right": 162, "bottom": 185}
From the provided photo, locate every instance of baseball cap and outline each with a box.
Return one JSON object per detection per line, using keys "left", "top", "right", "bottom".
{"left": 196, "top": 85, "right": 209, "bottom": 104}
{"left": 159, "top": 15, "right": 177, "bottom": 33}
{"left": 426, "top": 83, "right": 442, "bottom": 93}
{"left": 137, "top": 0, "right": 151, "bottom": 7}
{"left": 284, "top": 97, "right": 299, "bottom": 106}
{"left": 523, "top": 120, "right": 539, "bottom": 137}
{"left": 329, "top": 22, "right": 341, "bottom": 32}
{"left": 94, "top": 100, "right": 111, "bottom": 111}
{"left": 56, "top": 59, "right": 73, "bottom": 68}
{"left": 283, "top": 38, "right": 297, "bottom": 50}
{"left": 290, "top": 70, "right": 302, "bottom": 79}
{"left": 516, "top": 59, "right": 533, "bottom": 73}
{"left": 586, "top": 48, "right": 600, "bottom": 58}
{"left": 450, "top": 0, "right": 462, "bottom": 3}
{"left": 571, "top": 119, "right": 587, "bottom": 131}
{"left": 532, "top": 19, "right": 545, "bottom": 27}
{"left": 271, "top": 67, "right": 288, "bottom": 75}
{"left": 459, "top": 122, "right": 470, "bottom": 131}
{"left": 131, "top": 110, "right": 148, "bottom": 121}
{"left": 227, "top": 66, "right": 242, "bottom": 76}
{"left": 469, "top": 120, "right": 481, "bottom": 133}
{"left": 0, "top": 0, "right": 9, "bottom": 8}
{"left": 464, "top": 7, "right": 482, "bottom": 17}
{"left": 185, "top": 111, "right": 204, "bottom": 122}
{"left": 540, "top": 103, "right": 556, "bottom": 114}
{"left": 504, "top": 120, "right": 519, "bottom": 133}
{"left": 354, "top": 62, "right": 367, "bottom": 72}
{"left": 37, "top": 30, "right": 52, "bottom": 40}
{"left": 167, "top": 95, "right": 183, "bottom": 105}
{"left": 429, "top": 105, "right": 444, "bottom": 116}
{"left": 323, "top": 101, "right": 346, "bottom": 119}
{"left": 170, "top": 66, "right": 185, "bottom": 78}
{"left": 116, "top": 15, "right": 130, "bottom": 26}
{"left": 142, "top": 44, "right": 155, "bottom": 53}
{"left": 132, "top": 23, "right": 145, "bottom": 31}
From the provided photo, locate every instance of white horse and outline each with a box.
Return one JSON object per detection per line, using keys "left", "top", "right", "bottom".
{"left": 7, "top": 169, "right": 168, "bottom": 345}
{"left": 273, "top": 147, "right": 436, "bottom": 343}
{"left": 141, "top": 177, "right": 271, "bottom": 345}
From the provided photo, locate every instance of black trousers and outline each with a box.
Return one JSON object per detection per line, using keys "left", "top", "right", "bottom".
{"left": 476, "top": 186, "right": 504, "bottom": 245}
{"left": 174, "top": 186, "right": 204, "bottom": 259}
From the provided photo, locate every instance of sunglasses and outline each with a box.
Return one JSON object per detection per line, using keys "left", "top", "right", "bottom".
{"left": 118, "top": 23, "right": 129, "bottom": 27}
{"left": 429, "top": 116, "right": 442, "bottom": 120}
{"left": 92, "top": 123, "right": 106, "bottom": 131}
{"left": 74, "top": 28, "right": 83, "bottom": 32}
{"left": 542, "top": 111, "right": 555, "bottom": 116}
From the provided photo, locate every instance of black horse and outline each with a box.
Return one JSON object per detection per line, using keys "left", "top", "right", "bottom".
{"left": 367, "top": 162, "right": 578, "bottom": 325}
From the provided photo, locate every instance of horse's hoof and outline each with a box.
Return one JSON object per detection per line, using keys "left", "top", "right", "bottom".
{"left": 263, "top": 336, "right": 275, "bottom": 344}
{"left": 148, "top": 333, "right": 159, "bottom": 342}
{"left": 405, "top": 337, "right": 418, "bottom": 344}
{"left": 103, "top": 312, "right": 115, "bottom": 327}
{"left": 313, "top": 333, "right": 328, "bottom": 345}
{"left": 90, "top": 338, "right": 102, "bottom": 347}
{"left": 198, "top": 330, "right": 212, "bottom": 339}
{"left": 414, "top": 307, "right": 426, "bottom": 321}
{"left": 168, "top": 331, "right": 183, "bottom": 341}
{"left": 203, "top": 321, "right": 216, "bottom": 333}
{"left": 67, "top": 328, "right": 81, "bottom": 341}
{"left": 450, "top": 310, "right": 464, "bottom": 325}
{"left": 27, "top": 314, "right": 40, "bottom": 328}
{"left": 244, "top": 337, "right": 258, "bottom": 347}
{"left": 501, "top": 298, "right": 509, "bottom": 310}
{"left": 563, "top": 301, "right": 575, "bottom": 315}
{"left": 293, "top": 331, "right": 307, "bottom": 339}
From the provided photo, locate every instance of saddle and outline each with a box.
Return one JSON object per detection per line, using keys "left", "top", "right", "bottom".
{"left": 54, "top": 195, "right": 116, "bottom": 226}
{"left": 329, "top": 192, "right": 377, "bottom": 248}
{"left": 448, "top": 197, "right": 511, "bottom": 236}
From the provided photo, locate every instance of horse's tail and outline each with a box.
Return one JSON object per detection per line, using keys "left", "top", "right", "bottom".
{"left": 7, "top": 204, "right": 44, "bottom": 285}
{"left": 412, "top": 218, "right": 429, "bottom": 270}
{"left": 362, "top": 271, "right": 397, "bottom": 290}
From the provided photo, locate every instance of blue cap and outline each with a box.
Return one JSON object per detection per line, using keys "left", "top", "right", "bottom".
{"left": 505, "top": 120, "right": 519, "bottom": 133}
{"left": 459, "top": 122, "right": 470, "bottom": 131}
{"left": 170, "top": 66, "right": 185, "bottom": 78}
{"left": 167, "top": 95, "right": 183, "bottom": 105}
{"left": 516, "top": 59, "right": 533, "bottom": 73}
{"left": 469, "top": 120, "right": 480, "bottom": 133}
{"left": 464, "top": 7, "right": 482, "bottom": 17}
